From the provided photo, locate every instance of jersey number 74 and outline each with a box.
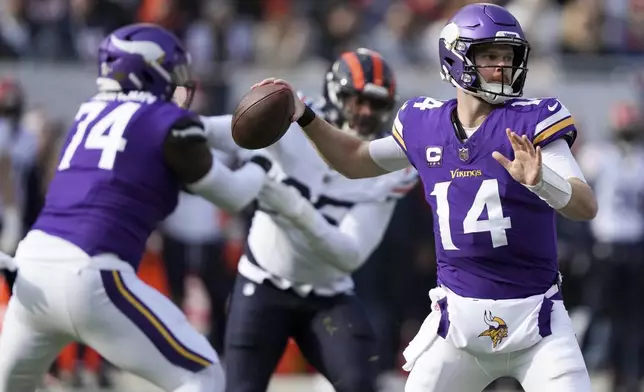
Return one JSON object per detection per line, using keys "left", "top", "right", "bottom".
{"left": 58, "top": 101, "right": 141, "bottom": 171}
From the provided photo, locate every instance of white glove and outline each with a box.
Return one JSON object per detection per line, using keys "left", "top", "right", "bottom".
{"left": 258, "top": 180, "right": 307, "bottom": 220}
{"left": 0, "top": 206, "right": 21, "bottom": 255}
{"left": 251, "top": 78, "right": 306, "bottom": 122}
{"left": 0, "top": 250, "right": 16, "bottom": 271}
{"left": 257, "top": 180, "right": 318, "bottom": 230}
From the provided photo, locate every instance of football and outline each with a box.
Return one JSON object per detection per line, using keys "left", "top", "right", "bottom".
{"left": 231, "top": 84, "right": 295, "bottom": 150}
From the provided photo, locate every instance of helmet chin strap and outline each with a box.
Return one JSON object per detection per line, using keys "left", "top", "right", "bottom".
{"left": 463, "top": 80, "right": 514, "bottom": 104}
{"left": 459, "top": 85, "right": 511, "bottom": 104}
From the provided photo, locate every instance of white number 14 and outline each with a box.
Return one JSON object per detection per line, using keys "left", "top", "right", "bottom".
{"left": 430, "top": 179, "right": 512, "bottom": 250}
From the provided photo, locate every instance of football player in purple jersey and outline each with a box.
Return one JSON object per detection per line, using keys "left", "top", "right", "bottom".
{"left": 251, "top": 3, "right": 597, "bottom": 392}
{"left": 0, "top": 24, "right": 274, "bottom": 392}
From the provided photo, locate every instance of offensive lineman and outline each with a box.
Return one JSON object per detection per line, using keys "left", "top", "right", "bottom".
{"left": 0, "top": 24, "right": 273, "bottom": 392}
{"left": 201, "top": 48, "right": 417, "bottom": 392}
{"left": 252, "top": 3, "right": 597, "bottom": 392}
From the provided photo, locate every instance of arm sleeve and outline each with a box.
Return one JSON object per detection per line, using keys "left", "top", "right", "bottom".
{"left": 199, "top": 115, "right": 240, "bottom": 154}
{"left": 368, "top": 136, "right": 411, "bottom": 172}
{"left": 186, "top": 157, "right": 267, "bottom": 212}
{"left": 540, "top": 138, "right": 587, "bottom": 182}
{"left": 284, "top": 200, "right": 397, "bottom": 273}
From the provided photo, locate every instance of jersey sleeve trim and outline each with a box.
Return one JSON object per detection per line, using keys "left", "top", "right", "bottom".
{"left": 533, "top": 117, "right": 575, "bottom": 146}
{"left": 391, "top": 115, "right": 406, "bottom": 151}
{"left": 170, "top": 126, "right": 207, "bottom": 140}
{"left": 533, "top": 102, "right": 575, "bottom": 146}
{"left": 169, "top": 116, "right": 207, "bottom": 141}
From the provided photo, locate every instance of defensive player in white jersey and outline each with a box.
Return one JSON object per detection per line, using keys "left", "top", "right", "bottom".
{"left": 0, "top": 24, "right": 275, "bottom": 392}
{"left": 202, "top": 48, "right": 417, "bottom": 392}
{"left": 251, "top": 3, "right": 598, "bottom": 392}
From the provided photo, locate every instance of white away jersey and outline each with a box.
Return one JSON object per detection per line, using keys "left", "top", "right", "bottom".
{"left": 242, "top": 121, "right": 417, "bottom": 295}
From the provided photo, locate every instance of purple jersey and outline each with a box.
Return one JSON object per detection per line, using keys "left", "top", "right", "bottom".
{"left": 392, "top": 96, "right": 577, "bottom": 300}
{"left": 33, "top": 92, "right": 194, "bottom": 269}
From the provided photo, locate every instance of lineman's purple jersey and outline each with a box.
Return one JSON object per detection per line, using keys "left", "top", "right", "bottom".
{"left": 33, "top": 92, "right": 195, "bottom": 269}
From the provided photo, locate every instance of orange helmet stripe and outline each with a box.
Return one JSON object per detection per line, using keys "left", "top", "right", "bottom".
{"left": 341, "top": 52, "right": 365, "bottom": 90}
{"left": 371, "top": 52, "right": 384, "bottom": 87}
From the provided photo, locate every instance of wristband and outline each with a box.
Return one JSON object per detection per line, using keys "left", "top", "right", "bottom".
{"left": 524, "top": 164, "right": 572, "bottom": 210}
{"left": 296, "top": 105, "right": 316, "bottom": 128}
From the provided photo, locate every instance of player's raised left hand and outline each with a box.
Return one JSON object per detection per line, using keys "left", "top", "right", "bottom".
{"left": 492, "top": 129, "right": 542, "bottom": 186}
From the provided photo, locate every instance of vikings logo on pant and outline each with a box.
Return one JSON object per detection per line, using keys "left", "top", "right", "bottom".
{"left": 478, "top": 310, "right": 508, "bottom": 348}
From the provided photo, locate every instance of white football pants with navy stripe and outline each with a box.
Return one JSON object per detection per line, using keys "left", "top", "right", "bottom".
{"left": 0, "top": 230, "right": 224, "bottom": 392}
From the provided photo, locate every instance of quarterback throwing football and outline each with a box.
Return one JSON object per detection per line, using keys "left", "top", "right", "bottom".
{"left": 251, "top": 3, "right": 597, "bottom": 392}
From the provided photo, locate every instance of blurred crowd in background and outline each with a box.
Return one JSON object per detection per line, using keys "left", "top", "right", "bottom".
{"left": 3, "top": 0, "right": 644, "bottom": 391}
{"left": 3, "top": 0, "right": 644, "bottom": 63}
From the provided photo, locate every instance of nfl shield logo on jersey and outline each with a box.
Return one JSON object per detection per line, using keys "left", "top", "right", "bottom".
{"left": 458, "top": 147, "right": 469, "bottom": 162}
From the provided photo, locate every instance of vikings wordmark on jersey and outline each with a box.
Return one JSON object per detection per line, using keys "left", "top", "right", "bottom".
{"left": 392, "top": 95, "right": 576, "bottom": 300}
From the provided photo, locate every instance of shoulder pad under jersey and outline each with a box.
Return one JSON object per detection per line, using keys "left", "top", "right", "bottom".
{"left": 507, "top": 97, "right": 578, "bottom": 148}
{"left": 392, "top": 96, "right": 447, "bottom": 151}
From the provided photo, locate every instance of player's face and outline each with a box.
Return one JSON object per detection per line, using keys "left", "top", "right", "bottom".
{"left": 342, "top": 93, "right": 390, "bottom": 137}
{"left": 170, "top": 63, "right": 196, "bottom": 109}
{"left": 472, "top": 44, "right": 515, "bottom": 85}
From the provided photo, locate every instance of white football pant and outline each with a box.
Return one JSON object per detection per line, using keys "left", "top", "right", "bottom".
{"left": 0, "top": 231, "right": 224, "bottom": 392}
{"left": 404, "top": 301, "right": 592, "bottom": 392}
